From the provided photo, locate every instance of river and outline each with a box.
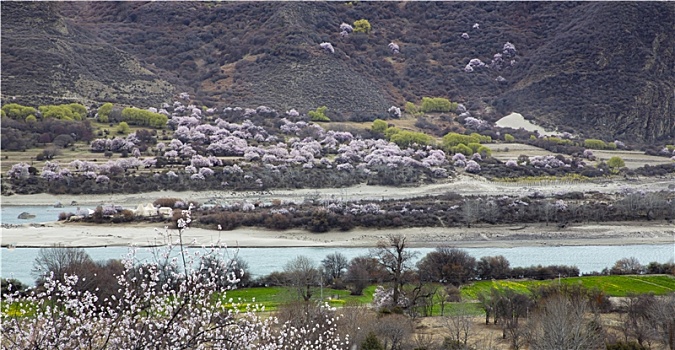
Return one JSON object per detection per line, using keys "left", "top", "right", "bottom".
{"left": 2, "top": 205, "right": 80, "bottom": 225}
{"left": 2, "top": 244, "right": 673, "bottom": 287}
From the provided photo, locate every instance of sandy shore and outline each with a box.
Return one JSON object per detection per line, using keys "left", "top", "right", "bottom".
{"left": 495, "top": 112, "right": 561, "bottom": 136}
{"left": 2, "top": 221, "right": 673, "bottom": 248}
{"left": 3, "top": 175, "right": 673, "bottom": 249}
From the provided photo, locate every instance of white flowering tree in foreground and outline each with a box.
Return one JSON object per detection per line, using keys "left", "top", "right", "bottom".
{"left": 1, "top": 207, "right": 348, "bottom": 349}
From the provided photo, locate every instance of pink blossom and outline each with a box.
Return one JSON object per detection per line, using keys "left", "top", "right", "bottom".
{"left": 190, "top": 173, "right": 206, "bottom": 181}
{"left": 465, "top": 160, "right": 481, "bottom": 173}
{"left": 320, "top": 42, "right": 335, "bottom": 54}
{"left": 388, "top": 106, "right": 402, "bottom": 118}
{"left": 503, "top": 42, "right": 517, "bottom": 56}
{"left": 95, "top": 174, "right": 110, "bottom": 183}
{"left": 7, "top": 163, "right": 30, "bottom": 179}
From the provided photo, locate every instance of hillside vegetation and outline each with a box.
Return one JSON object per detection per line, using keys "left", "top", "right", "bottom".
{"left": 2, "top": 1, "right": 674, "bottom": 142}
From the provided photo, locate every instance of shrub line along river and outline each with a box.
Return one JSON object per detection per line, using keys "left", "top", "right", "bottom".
{"left": 3, "top": 245, "right": 674, "bottom": 287}
{"left": 2, "top": 205, "right": 674, "bottom": 286}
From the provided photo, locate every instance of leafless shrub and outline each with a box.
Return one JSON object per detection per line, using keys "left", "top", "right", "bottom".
{"left": 526, "top": 294, "right": 604, "bottom": 350}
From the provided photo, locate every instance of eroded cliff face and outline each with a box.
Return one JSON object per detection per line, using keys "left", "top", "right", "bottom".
{"left": 498, "top": 2, "right": 675, "bottom": 141}
{"left": 2, "top": 1, "right": 673, "bottom": 141}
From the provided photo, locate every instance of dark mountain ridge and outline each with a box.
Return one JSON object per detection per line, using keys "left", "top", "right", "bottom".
{"left": 1, "top": 1, "right": 673, "bottom": 142}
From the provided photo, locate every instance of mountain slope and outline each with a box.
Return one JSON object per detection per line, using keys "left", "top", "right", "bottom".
{"left": 0, "top": 2, "right": 174, "bottom": 107}
{"left": 1, "top": 1, "right": 673, "bottom": 141}
{"left": 498, "top": 2, "right": 675, "bottom": 141}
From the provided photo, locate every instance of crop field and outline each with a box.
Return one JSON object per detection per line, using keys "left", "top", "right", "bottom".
{"left": 460, "top": 275, "right": 675, "bottom": 300}
{"left": 223, "top": 285, "right": 378, "bottom": 311}
{"left": 215, "top": 275, "right": 675, "bottom": 312}
{"left": 4, "top": 275, "right": 673, "bottom": 322}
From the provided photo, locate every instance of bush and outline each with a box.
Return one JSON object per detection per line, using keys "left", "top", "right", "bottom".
{"left": 121, "top": 107, "right": 167, "bottom": 128}
{"left": 1, "top": 278, "right": 28, "bottom": 297}
{"left": 453, "top": 143, "right": 473, "bottom": 156}
{"left": 404, "top": 101, "right": 420, "bottom": 116}
{"left": 388, "top": 129, "right": 435, "bottom": 148}
{"left": 98, "top": 102, "right": 113, "bottom": 120}
{"left": 153, "top": 198, "right": 182, "bottom": 208}
{"left": 442, "top": 132, "right": 490, "bottom": 149}
{"left": 361, "top": 332, "right": 384, "bottom": 350}
{"left": 353, "top": 19, "right": 371, "bottom": 34}
{"left": 606, "top": 341, "right": 650, "bottom": 350}
{"left": 1, "top": 103, "right": 37, "bottom": 120}
{"left": 58, "top": 212, "right": 74, "bottom": 221}
{"left": 420, "top": 97, "right": 456, "bottom": 113}
{"left": 607, "top": 156, "right": 625, "bottom": 170}
{"left": 53, "top": 134, "right": 74, "bottom": 148}
{"left": 308, "top": 106, "right": 330, "bottom": 122}
{"left": 121, "top": 209, "right": 135, "bottom": 221}
{"left": 372, "top": 119, "right": 388, "bottom": 133}
{"left": 39, "top": 104, "right": 87, "bottom": 121}
{"left": 116, "top": 122, "right": 130, "bottom": 134}
{"left": 584, "top": 139, "right": 608, "bottom": 150}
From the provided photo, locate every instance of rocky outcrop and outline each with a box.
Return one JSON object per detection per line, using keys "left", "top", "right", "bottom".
{"left": 17, "top": 212, "right": 36, "bottom": 220}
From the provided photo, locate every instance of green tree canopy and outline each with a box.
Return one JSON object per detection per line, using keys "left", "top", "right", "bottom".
{"left": 442, "top": 132, "right": 491, "bottom": 150}
{"left": 420, "top": 97, "right": 457, "bottom": 113}
{"left": 389, "top": 129, "right": 435, "bottom": 148}
{"left": 308, "top": 106, "right": 330, "bottom": 122}
{"left": 117, "top": 121, "right": 130, "bottom": 134}
{"left": 584, "top": 139, "right": 608, "bottom": 150}
{"left": 121, "top": 107, "right": 167, "bottom": 128}
{"left": 607, "top": 156, "right": 625, "bottom": 169}
{"left": 2, "top": 103, "right": 37, "bottom": 120}
{"left": 372, "top": 119, "right": 388, "bottom": 133}
{"left": 98, "top": 103, "right": 113, "bottom": 120}
{"left": 353, "top": 19, "right": 371, "bottom": 34}
{"left": 404, "top": 101, "right": 420, "bottom": 116}
{"left": 38, "top": 104, "right": 87, "bottom": 121}
{"left": 453, "top": 143, "right": 473, "bottom": 156}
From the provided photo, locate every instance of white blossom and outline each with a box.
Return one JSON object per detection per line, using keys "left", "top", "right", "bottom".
{"left": 320, "top": 42, "right": 335, "bottom": 54}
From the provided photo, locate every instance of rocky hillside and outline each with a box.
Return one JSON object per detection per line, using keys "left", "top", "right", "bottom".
{"left": 2, "top": 1, "right": 673, "bottom": 142}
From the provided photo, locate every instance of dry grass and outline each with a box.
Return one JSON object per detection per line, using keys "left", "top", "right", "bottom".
{"left": 485, "top": 143, "right": 674, "bottom": 169}
{"left": 415, "top": 316, "right": 507, "bottom": 349}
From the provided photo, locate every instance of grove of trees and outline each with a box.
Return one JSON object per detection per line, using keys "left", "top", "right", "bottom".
{"left": 5, "top": 229, "right": 674, "bottom": 350}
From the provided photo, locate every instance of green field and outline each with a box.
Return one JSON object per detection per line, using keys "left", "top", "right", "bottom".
{"left": 4, "top": 276, "right": 674, "bottom": 318}
{"left": 460, "top": 275, "right": 675, "bottom": 300}
{"left": 221, "top": 275, "right": 675, "bottom": 313}
{"left": 222, "top": 285, "right": 378, "bottom": 311}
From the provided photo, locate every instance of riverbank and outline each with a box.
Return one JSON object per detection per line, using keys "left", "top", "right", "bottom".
{"left": 2, "top": 175, "right": 674, "bottom": 209}
{"left": 1, "top": 221, "right": 673, "bottom": 249}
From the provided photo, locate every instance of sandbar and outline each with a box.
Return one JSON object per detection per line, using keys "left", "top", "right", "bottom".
{"left": 2, "top": 221, "right": 673, "bottom": 249}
